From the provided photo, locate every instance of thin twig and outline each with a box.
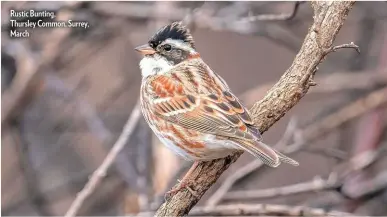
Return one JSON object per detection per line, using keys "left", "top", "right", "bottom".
{"left": 290, "top": 87, "right": 387, "bottom": 152}
{"left": 44, "top": 74, "right": 112, "bottom": 142}
{"left": 225, "top": 140, "right": 387, "bottom": 202}
{"left": 224, "top": 176, "right": 339, "bottom": 201}
{"left": 303, "top": 146, "right": 348, "bottom": 161}
{"left": 205, "top": 117, "right": 299, "bottom": 207}
{"left": 206, "top": 86, "right": 387, "bottom": 207}
{"left": 243, "top": 1, "right": 304, "bottom": 22}
{"left": 64, "top": 102, "right": 142, "bottom": 217}
{"left": 241, "top": 71, "right": 387, "bottom": 106}
{"left": 189, "top": 203, "right": 357, "bottom": 216}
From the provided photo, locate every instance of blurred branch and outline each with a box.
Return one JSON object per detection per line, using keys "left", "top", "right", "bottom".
{"left": 91, "top": 2, "right": 303, "bottom": 28}
{"left": 241, "top": 70, "right": 387, "bottom": 106}
{"left": 242, "top": 1, "right": 304, "bottom": 22}
{"left": 224, "top": 175, "right": 339, "bottom": 201}
{"left": 314, "top": 71, "right": 386, "bottom": 93}
{"left": 9, "top": 125, "right": 51, "bottom": 215}
{"left": 91, "top": 2, "right": 186, "bottom": 20}
{"left": 188, "top": 204, "right": 356, "bottom": 216}
{"left": 155, "top": 2, "right": 357, "bottom": 216}
{"left": 92, "top": 2, "right": 303, "bottom": 52}
{"left": 1, "top": 44, "right": 40, "bottom": 126}
{"left": 292, "top": 86, "right": 387, "bottom": 152}
{"left": 224, "top": 142, "right": 387, "bottom": 202}
{"left": 133, "top": 119, "right": 153, "bottom": 211}
{"left": 340, "top": 144, "right": 387, "bottom": 199}
{"left": 1, "top": 4, "right": 78, "bottom": 127}
{"left": 340, "top": 29, "right": 387, "bottom": 212}
{"left": 44, "top": 74, "right": 112, "bottom": 142}
{"left": 206, "top": 84, "right": 387, "bottom": 207}
{"left": 303, "top": 146, "right": 348, "bottom": 161}
{"left": 64, "top": 102, "right": 142, "bottom": 217}
{"left": 343, "top": 170, "right": 387, "bottom": 200}
{"left": 206, "top": 117, "right": 299, "bottom": 207}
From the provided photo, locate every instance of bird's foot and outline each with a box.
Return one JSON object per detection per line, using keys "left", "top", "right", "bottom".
{"left": 165, "top": 179, "right": 198, "bottom": 200}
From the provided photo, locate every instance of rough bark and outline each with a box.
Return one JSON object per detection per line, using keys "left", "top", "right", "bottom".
{"left": 155, "top": 2, "right": 356, "bottom": 216}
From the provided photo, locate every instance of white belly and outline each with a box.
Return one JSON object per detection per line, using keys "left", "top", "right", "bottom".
{"left": 156, "top": 133, "right": 239, "bottom": 161}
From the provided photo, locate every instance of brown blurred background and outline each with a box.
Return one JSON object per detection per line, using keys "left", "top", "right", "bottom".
{"left": 1, "top": 1, "right": 387, "bottom": 216}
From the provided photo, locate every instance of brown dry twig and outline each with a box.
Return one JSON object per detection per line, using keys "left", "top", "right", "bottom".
{"left": 155, "top": 2, "right": 358, "bottom": 216}
{"left": 319, "top": 42, "right": 361, "bottom": 57}
{"left": 64, "top": 102, "right": 142, "bottom": 217}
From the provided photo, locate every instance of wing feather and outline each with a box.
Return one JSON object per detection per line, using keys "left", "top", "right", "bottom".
{"left": 145, "top": 59, "right": 296, "bottom": 166}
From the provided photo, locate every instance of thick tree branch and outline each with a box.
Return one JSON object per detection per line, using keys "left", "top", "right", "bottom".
{"left": 155, "top": 2, "right": 357, "bottom": 216}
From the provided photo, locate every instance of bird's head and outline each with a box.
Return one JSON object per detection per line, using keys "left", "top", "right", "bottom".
{"left": 136, "top": 22, "right": 199, "bottom": 78}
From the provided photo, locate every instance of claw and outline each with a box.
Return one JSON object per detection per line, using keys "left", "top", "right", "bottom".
{"left": 164, "top": 179, "right": 198, "bottom": 200}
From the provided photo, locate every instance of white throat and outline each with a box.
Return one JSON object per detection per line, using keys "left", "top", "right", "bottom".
{"left": 139, "top": 55, "right": 173, "bottom": 78}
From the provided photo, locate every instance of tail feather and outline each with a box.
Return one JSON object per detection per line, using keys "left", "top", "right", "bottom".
{"left": 274, "top": 149, "right": 299, "bottom": 166}
{"left": 235, "top": 140, "right": 280, "bottom": 167}
{"left": 235, "top": 140, "right": 299, "bottom": 167}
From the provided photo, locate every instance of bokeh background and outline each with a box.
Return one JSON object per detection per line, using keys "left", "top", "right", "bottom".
{"left": 1, "top": 1, "right": 387, "bottom": 216}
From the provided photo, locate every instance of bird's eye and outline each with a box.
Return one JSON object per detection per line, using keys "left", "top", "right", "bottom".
{"left": 164, "top": 44, "right": 172, "bottom": 51}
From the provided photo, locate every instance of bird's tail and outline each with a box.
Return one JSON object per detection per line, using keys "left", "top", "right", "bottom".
{"left": 234, "top": 140, "right": 299, "bottom": 167}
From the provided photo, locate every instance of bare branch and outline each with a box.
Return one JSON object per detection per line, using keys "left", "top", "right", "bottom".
{"left": 188, "top": 204, "right": 356, "bottom": 216}
{"left": 243, "top": 1, "right": 304, "bottom": 22}
{"left": 343, "top": 170, "right": 387, "bottom": 200}
{"left": 241, "top": 70, "right": 387, "bottom": 106}
{"left": 303, "top": 146, "right": 348, "bottom": 161}
{"left": 1, "top": 3, "right": 79, "bottom": 126}
{"left": 155, "top": 2, "right": 358, "bottom": 216}
{"left": 328, "top": 42, "right": 361, "bottom": 54}
{"left": 224, "top": 176, "right": 339, "bottom": 201}
{"left": 44, "top": 74, "right": 112, "bottom": 142}
{"left": 207, "top": 86, "right": 387, "bottom": 207}
{"left": 205, "top": 117, "right": 299, "bottom": 207}
{"left": 64, "top": 102, "right": 142, "bottom": 217}
{"left": 221, "top": 143, "right": 387, "bottom": 202}
{"left": 289, "top": 86, "right": 387, "bottom": 152}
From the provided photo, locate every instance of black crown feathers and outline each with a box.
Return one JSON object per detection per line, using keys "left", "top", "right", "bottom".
{"left": 148, "top": 22, "right": 195, "bottom": 49}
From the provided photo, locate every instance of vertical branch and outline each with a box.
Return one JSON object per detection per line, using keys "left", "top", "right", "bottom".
{"left": 155, "top": 2, "right": 357, "bottom": 216}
